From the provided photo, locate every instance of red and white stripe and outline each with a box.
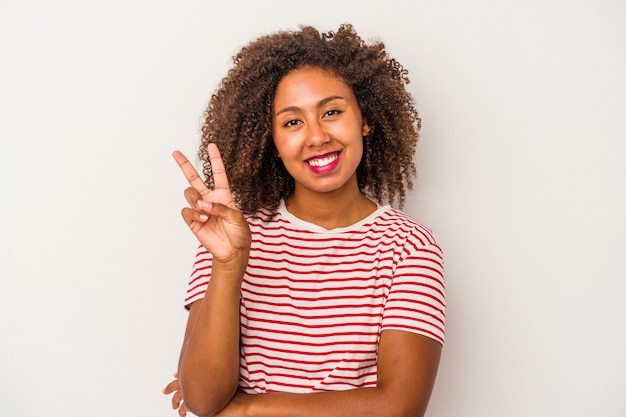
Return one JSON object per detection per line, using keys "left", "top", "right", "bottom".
{"left": 185, "top": 203, "right": 445, "bottom": 393}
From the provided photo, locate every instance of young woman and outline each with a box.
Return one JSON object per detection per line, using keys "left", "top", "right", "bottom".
{"left": 164, "top": 24, "right": 446, "bottom": 417}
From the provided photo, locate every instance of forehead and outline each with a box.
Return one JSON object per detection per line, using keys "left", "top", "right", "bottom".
{"left": 273, "top": 66, "right": 354, "bottom": 107}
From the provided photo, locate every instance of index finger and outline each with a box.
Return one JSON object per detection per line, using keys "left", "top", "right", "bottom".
{"left": 172, "top": 150, "right": 210, "bottom": 199}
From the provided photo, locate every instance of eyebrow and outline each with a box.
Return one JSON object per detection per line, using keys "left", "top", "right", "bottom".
{"left": 274, "top": 95, "right": 345, "bottom": 117}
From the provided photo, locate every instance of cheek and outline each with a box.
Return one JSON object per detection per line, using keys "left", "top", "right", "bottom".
{"left": 273, "top": 128, "right": 306, "bottom": 152}
{"left": 272, "top": 134, "right": 296, "bottom": 160}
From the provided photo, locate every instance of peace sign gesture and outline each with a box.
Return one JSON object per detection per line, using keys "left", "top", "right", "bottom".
{"left": 172, "top": 143, "right": 251, "bottom": 263}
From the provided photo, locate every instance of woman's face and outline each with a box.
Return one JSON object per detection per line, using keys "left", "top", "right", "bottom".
{"left": 272, "top": 66, "right": 370, "bottom": 197}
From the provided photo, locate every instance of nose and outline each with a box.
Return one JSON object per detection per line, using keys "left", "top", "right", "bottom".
{"left": 305, "top": 119, "right": 330, "bottom": 147}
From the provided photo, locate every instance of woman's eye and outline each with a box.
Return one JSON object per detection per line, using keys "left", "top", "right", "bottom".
{"left": 323, "top": 109, "right": 341, "bottom": 118}
{"left": 284, "top": 119, "right": 301, "bottom": 127}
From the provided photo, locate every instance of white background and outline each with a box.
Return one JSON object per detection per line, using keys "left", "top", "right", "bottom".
{"left": 1, "top": 1, "right": 624, "bottom": 416}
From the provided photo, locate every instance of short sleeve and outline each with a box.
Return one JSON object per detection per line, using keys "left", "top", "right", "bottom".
{"left": 184, "top": 245, "right": 213, "bottom": 309}
{"left": 381, "top": 243, "right": 446, "bottom": 345}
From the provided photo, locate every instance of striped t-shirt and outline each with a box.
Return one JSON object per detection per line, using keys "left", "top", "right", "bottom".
{"left": 185, "top": 201, "right": 445, "bottom": 393}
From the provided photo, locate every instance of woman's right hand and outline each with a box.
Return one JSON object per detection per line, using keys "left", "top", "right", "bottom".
{"left": 172, "top": 143, "right": 251, "bottom": 263}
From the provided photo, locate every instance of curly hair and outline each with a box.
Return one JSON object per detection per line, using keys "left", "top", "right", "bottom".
{"left": 199, "top": 24, "right": 421, "bottom": 213}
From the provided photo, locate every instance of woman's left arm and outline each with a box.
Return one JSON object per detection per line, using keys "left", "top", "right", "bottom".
{"left": 220, "top": 329, "right": 442, "bottom": 417}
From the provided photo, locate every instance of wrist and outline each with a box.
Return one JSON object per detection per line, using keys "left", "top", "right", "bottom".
{"left": 211, "top": 249, "right": 249, "bottom": 277}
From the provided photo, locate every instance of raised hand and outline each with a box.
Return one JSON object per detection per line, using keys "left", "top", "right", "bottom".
{"left": 172, "top": 143, "right": 251, "bottom": 262}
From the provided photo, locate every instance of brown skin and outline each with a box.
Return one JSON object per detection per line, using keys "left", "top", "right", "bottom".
{"left": 219, "top": 331, "right": 441, "bottom": 417}
{"left": 165, "top": 328, "right": 442, "bottom": 417}
{"left": 272, "top": 66, "right": 375, "bottom": 229}
{"left": 198, "top": 24, "right": 420, "bottom": 214}
{"left": 164, "top": 24, "right": 440, "bottom": 417}
{"left": 167, "top": 183, "right": 443, "bottom": 417}
{"left": 169, "top": 147, "right": 249, "bottom": 417}
{"left": 167, "top": 117, "right": 441, "bottom": 417}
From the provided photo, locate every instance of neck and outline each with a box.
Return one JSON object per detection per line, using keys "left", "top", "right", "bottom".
{"left": 285, "top": 181, "right": 377, "bottom": 230}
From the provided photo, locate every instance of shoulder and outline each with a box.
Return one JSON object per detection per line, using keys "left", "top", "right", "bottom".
{"left": 374, "top": 207, "right": 440, "bottom": 248}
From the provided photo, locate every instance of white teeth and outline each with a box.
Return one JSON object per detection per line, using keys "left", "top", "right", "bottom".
{"left": 308, "top": 153, "right": 338, "bottom": 167}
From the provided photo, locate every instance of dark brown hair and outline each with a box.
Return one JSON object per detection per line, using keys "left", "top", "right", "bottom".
{"left": 199, "top": 24, "right": 420, "bottom": 213}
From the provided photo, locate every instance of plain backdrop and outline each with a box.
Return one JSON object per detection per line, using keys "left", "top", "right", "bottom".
{"left": 1, "top": 1, "right": 625, "bottom": 416}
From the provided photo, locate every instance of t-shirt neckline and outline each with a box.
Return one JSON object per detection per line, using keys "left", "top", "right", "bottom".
{"left": 277, "top": 200, "right": 391, "bottom": 233}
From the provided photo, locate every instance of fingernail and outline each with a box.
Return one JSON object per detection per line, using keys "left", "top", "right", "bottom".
{"left": 199, "top": 214, "right": 208, "bottom": 221}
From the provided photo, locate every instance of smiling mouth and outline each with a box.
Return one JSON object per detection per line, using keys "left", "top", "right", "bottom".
{"left": 306, "top": 152, "right": 339, "bottom": 167}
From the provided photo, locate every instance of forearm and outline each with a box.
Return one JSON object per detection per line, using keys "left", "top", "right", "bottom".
{"left": 179, "top": 256, "right": 247, "bottom": 417}
{"left": 231, "top": 332, "right": 441, "bottom": 417}
{"left": 234, "top": 385, "right": 428, "bottom": 417}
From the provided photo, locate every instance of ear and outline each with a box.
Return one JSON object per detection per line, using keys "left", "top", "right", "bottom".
{"left": 362, "top": 120, "right": 371, "bottom": 137}
{"left": 271, "top": 139, "right": 281, "bottom": 158}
